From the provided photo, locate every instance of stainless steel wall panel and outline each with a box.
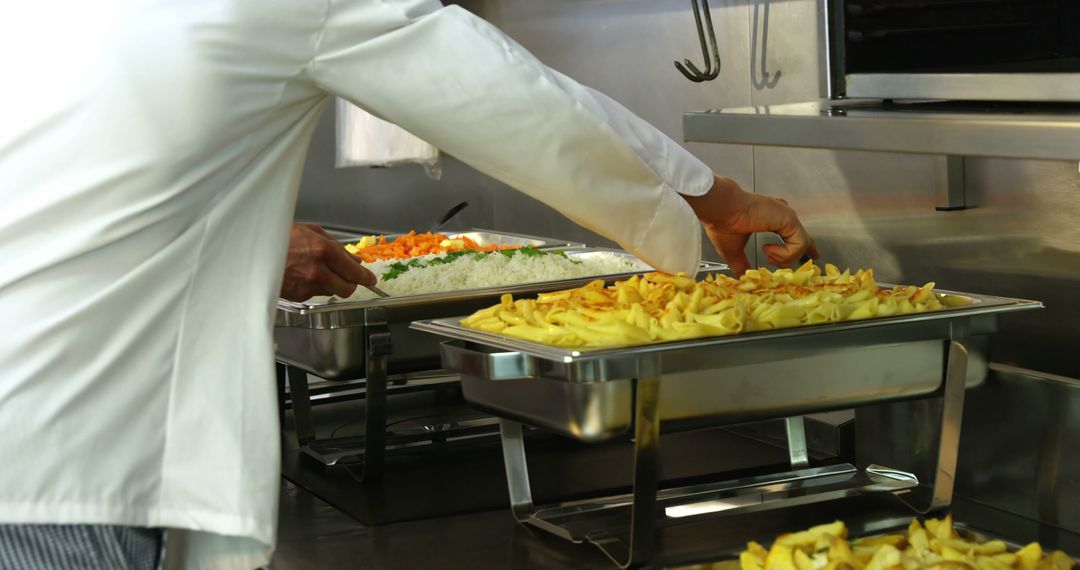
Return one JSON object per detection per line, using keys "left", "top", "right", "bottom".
{"left": 754, "top": 148, "right": 1080, "bottom": 377}
{"left": 957, "top": 365, "right": 1080, "bottom": 536}
{"left": 749, "top": 0, "right": 821, "bottom": 106}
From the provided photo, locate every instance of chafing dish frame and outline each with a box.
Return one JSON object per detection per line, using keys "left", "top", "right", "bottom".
{"left": 276, "top": 246, "right": 726, "bottom": 481}
{"left": 410, "top": 291, "right": 1041, "bottom": 568}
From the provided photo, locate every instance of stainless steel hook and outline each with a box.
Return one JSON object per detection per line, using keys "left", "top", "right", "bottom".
{"left": 675, "top": 0, "right": 721, "bottom": 82}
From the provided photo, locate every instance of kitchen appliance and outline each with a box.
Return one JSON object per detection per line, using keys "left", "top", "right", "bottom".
{"left": 826, "top": 0, "right": 1080, "bottom": 102}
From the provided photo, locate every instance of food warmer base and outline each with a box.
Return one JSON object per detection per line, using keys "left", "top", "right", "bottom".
{"left": 278, "top": 390, "right": 811, "bottom": 526}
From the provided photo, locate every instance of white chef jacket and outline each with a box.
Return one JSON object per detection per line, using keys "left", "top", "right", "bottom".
{"left": 0, "top": 1, "right": 713, "bottom": 568}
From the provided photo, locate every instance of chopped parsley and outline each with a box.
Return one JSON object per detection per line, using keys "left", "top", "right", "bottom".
{"left": 380, "top": 247, "right": 578, "bottom": 280}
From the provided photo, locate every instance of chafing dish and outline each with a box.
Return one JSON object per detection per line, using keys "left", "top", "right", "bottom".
{"left": 411, "top": 288, "right": 1041, "bottom": 568}
{"left": 276, "top": 248, "right": 713, "bottom": 378}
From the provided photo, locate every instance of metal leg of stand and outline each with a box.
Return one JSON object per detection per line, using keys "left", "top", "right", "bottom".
{"left": 500, "top": 420, "right": 537, "bottom": 523}
{"left": 854, "top": 336, "right": 972, "bottom": 514}
{"left": 625, "top": 368, "right": 662, "bottom": 568}
{"left": 351, "top": 317, "right": 392, "bottom": 482}
{"left": 275, "top": 363, "right": 287, "bottom": 421}
{"left": 785, "top": 417, "right": 810, "bottom": 469}
{"left": 586, "top": 354, "right": 662, "bottom": 569}
{"left": 286, "top": 365, "right": 316, "bottom": 445}
{"left": 910, "top": 338, "right": 968, "bottom": 513}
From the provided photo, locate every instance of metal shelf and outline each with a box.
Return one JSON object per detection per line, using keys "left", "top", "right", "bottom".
{"left": 683, "top": 99, "right": 1080, "bottom": 160}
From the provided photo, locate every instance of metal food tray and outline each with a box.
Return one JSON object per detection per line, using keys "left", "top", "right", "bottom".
{"left": 413, "top": 289, "right": 1040, "bottom": 441}
{"left": 276, "top": 248, "right": 724, "bottom": 379}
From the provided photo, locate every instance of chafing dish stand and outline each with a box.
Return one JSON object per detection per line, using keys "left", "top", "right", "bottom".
{"left": 414, "top": 291, "right": 1040, "bottom": 567}
{"left": 278, "top": 306, "right": 502, "bottom": 481}
{"left": 277, "top": 244, "right": 695, "bottom": 481}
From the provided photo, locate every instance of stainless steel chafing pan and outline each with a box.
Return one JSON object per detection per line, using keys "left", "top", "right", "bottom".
{"left": 413, "top": 289, "right": 1039, "bottom": 441}
{"left": 275, "top": 247, "right": 725, "bottom": 379}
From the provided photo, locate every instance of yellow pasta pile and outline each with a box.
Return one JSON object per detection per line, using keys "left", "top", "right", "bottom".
{"left": 736, "top": 515, "right": 1075, "bottom": 570}
{"left": 460, "top": 261, "right": 971, "bottom": 348}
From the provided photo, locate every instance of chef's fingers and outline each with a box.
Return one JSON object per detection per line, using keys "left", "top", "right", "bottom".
{"left": 296, "top": 222, "right": 333, "bottom": 240}
{"left": 705, "top": 227, "right": 751, "bottom": 277}
{"left": 317, "top": 267, "right": 361, "bottom": 299}
{"left": 752, "top": 195, "right": 817, "bottom": 268}
{"left": 762, "top": 230, "right": 815, "bottom": 268}
{"left": 319, "top": 237, "right": 378, "bottom": 288}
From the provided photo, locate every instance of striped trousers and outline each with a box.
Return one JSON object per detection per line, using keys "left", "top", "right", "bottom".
{"left": 0, "top": 525, "right": 163, "bottom": 570}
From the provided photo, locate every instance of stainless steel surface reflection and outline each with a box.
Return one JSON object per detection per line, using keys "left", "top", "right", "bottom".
{"left": 754, "top": 152, "right": 1080, "bottom": 380}
{"left": 956, "top": 364, "right": 1080, "bottom": 536}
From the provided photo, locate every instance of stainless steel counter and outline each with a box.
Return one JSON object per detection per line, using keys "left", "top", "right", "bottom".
{"left": 684, "top": 99, "right": 1080, "bottom": 161}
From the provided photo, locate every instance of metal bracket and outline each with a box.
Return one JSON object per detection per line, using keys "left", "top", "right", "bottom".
{"left": 287, "top": 365, "right": 317, "bottom": 445}
{"left": 343, "top": 308, "right": 393, "bottom": 482}
{"left": 290, "top": 308, "right": 394, "bottom": 480}
{"left": 856, "top": 337, "right": 971, "bottom": 514}
{"left": 935, "top": 155, "right": 969, "bottom": 211}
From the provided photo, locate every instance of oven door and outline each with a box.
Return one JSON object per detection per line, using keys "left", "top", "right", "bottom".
{"left": 827, "top": 0, "right": 1080, "bottom": 102}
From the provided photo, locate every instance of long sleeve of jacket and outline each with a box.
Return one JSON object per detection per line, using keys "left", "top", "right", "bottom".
{"left": 309, "top": 1, "right": 714, "bottom": 274}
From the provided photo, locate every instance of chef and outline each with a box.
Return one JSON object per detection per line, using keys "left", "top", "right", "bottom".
{"left": 0, "top": 1, "right": 817, "bottom": 568}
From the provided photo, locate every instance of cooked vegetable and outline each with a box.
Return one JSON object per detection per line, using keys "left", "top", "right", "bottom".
{"left": 344, "top": 231, "right": 516, "bottom": 262}
{"left": 381, "top": 247, "right": 576, "bottom": 281}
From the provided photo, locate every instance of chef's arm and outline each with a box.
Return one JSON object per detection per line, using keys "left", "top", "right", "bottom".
{"left": 683, "top": 176, "right": 819, "bottom": 276}
{"left": 309, "top": 2, "right": 815, "bottom": 274}
{"left": 280, "top": 223, "right": 376, "bottom": 302}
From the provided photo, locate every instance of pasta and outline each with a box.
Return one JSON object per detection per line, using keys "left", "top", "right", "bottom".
{"left": 460, "top": 261, "right": 973, "bottom": 348}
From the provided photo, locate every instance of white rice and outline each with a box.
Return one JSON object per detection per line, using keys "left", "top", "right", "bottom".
{"left": 307, "top": 251, "right": 650, "bottom": 304}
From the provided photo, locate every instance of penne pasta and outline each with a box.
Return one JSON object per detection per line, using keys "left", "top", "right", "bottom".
{"left": 461, "top": 261, "right": 968, "bottom": 348}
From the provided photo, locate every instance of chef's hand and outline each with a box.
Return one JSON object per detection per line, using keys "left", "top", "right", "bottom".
{"left": 280, "top": 223, "right": 377, "bottom": 302}
{"left": 683, "top": 176, "right": 820, "bottom": 277}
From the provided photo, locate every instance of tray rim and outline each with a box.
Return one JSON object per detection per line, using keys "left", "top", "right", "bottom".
{"left": 410, "top": 287, "right": 1043, "bottom": 364}
{"left": 278, "top": 247, "right": 727, "bottom": 315}
{"left": 332, "top": 227, "right": 584, "bottom": 248}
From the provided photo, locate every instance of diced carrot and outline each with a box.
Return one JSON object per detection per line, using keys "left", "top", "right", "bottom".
{"left": 345, "top": 231, "right": 519, "bottom": 261}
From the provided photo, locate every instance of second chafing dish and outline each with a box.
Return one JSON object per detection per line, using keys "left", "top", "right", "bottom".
{"left": 276, "top": 247, "right": 725, "bottom": 379}
{"left": 275, "top": 244, "right": 725, "bottom": 477}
